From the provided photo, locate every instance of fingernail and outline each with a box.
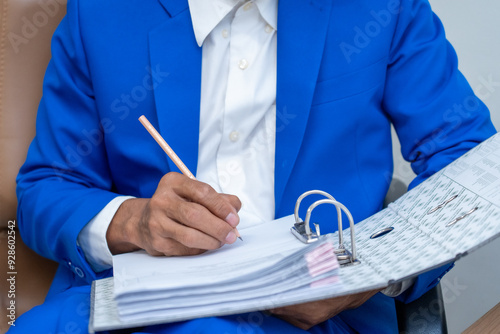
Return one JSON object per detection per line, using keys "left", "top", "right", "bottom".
{"left": 225, "top": 231, "right": 237, "bottom": 244}
{"left": 225, "top": 212, "right": 239, "bottom": 227}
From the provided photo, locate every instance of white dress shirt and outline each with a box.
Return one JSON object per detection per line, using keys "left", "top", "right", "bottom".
{"left": 78, "top": 0, "right": 278, "bottom": 271}
{"left": 192, "top": 0, "right": 277, "bottom": 229}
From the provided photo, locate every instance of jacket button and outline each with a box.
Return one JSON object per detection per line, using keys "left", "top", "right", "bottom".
{"left": 74, "top": 267, "right": 85, "bottom": 278}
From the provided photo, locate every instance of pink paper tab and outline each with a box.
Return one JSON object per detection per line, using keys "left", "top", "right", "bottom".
{"left": 305, "top": 242, "right": 339, "bottom": 277}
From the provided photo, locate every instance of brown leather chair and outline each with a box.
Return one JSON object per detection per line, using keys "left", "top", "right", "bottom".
{"left": 0, "top": 0, "right": 66, "bottom": 332}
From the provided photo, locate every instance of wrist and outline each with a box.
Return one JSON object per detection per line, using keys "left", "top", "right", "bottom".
{"left": 106, "top": 198, "right": 147, "bottom": 254}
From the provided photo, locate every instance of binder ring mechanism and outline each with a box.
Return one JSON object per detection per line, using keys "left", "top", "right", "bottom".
{"left": 292, "top": 190, "right": 359, "bottom": 267}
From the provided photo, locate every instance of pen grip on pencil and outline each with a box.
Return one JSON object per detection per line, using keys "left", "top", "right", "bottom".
{"left": 138, "top": 115, "right": 242, "bottom": 241}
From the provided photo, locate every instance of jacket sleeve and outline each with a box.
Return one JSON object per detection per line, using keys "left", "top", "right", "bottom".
{"left": 383, "top": 0, "right": 496, "bottom": 302}
{"left": 16, "top": 0, "right": 117, "bottom": 284}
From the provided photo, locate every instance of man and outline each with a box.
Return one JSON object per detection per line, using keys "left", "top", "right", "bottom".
{"left": 13, "top": 0, "right": 496, "bottom": 333}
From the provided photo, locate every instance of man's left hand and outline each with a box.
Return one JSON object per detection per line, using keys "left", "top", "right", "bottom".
{"left": 268, "top": 289, "right": 380, "bottom": 330}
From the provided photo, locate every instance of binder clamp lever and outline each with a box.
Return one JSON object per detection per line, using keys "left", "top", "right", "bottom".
{"left": 292, "top": 190, "right": 359, "bottom": 266}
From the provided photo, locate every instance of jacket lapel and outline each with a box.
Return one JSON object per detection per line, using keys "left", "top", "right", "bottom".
{"left": 275, "top": 0, "right": 332, "bottom": 211}
{"left": 149, "top": 0, "right": 202, "bottom": 176}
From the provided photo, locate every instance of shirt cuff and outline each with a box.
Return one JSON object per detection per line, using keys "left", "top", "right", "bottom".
{"left": 382, "top": 277, "right": 417, "bottom": 297}
{"left": 77, "top": 196, "right": 135, "bottom": 272}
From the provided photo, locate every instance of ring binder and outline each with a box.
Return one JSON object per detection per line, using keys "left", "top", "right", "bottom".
{"left": 292, "top": 190, "right": 359, "bottom": 266}
{"left": 89, "top": 132, "right": 500, "bottom": 333}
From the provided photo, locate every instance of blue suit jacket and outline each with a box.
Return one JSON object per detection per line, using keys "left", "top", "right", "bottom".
{"left": 17, "top": 0, "right": 495, "bottom": 332}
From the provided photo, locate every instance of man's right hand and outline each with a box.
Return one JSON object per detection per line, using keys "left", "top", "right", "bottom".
{"left": 106, "top": 172, "right": 241, "bottom": 257}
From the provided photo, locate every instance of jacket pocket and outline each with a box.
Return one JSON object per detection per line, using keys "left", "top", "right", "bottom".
{"left": 312, "top": 57, "right": 388, "bottom": 106}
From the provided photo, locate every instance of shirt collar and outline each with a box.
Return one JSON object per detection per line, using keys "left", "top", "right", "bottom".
{"left": 254, "top": 0, "right": 278, "bottom": 32}
{"left": 188, "top": 0, "right": 278, "bottom": 47}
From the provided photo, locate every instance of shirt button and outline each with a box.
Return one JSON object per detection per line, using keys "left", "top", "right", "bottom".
{"left": 265, "top": 25, "right": 273, "bottom": 33}
{"left": 229, "top": 131, "right": 239, "bottom": 142}
{"left": 238, "top": 59, "right": 249, "bottom": 70}
{"left": 221, "top": 29, "right": 229, "bottom": 38}
{"left": 243, "top": 2, "right": 253, "bottom": 11}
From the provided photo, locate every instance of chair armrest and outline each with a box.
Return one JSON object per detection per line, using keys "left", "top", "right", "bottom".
{"left": 395, "top": 283, "right": 448, "bottom": 334}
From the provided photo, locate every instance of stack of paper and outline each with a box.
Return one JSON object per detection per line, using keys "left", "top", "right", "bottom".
{"left": 111, "top": 215, "right": 341, "bottom": 324}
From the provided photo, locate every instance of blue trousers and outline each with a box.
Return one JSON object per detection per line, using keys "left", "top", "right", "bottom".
{"left": 8, "top": 285, "right": 364, "bottom": 334}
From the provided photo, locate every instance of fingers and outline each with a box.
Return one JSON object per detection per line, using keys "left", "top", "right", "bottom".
{"left": 269, "top": 306, "right": 315, "bottom": 330}
{"left": 142, "top": 235, "right": 207, "bottom": 257}
{"left": 268, "top": 289, "right": 380, "bottom": 330}
{"left": 268, "top": 303, "right": 320, "bottom": 330}
{"left": 133, "top": 172, "right": 242, "bottom": 257}
{"left": 148, "top": 195, "right": 232, "bottom": 245}
{"left": 139, "top": 207, "right": 224, "bottom": 251}
{"left": 220, "top": 193, "right": 242, "bottom": 213}
{"left": 175, "top": 201, "right": 239, "bottom": 243}
{"left": 346, "top": 289, "right": 380, "bottom": 309}
{"left": 273, "top": 316, "right": 311, "bottom": 330}
{"left": 110, "top": 172, "right": 243, "bottom": 257}
{"left": 163, "top": 173, "right": 241, "bottom": 227}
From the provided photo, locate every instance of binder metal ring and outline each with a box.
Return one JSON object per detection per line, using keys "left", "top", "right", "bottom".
{"left": 292, "top": 190, "right": 358, "bottom": 266}
{"left": 294, "top": 190, "right": 342, "bottom": 245}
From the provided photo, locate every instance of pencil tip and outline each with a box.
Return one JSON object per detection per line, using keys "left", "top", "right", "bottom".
{"left": 238, "top": 237, "right": 243, "bottom": 241}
